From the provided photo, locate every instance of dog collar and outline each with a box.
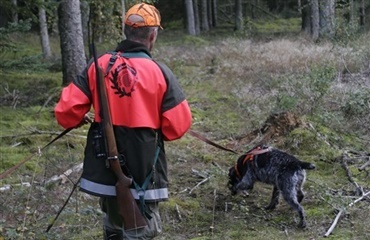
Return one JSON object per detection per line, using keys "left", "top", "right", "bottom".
{"left": 234, "top": 146, "right": 272, "bottom": 178}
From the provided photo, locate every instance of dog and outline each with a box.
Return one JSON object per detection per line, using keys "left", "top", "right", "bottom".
{"left": 228, "top": 145, "right": 315, "bottom": 228}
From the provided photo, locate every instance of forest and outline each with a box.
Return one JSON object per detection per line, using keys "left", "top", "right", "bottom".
{"left": 0, "top": 0, "right": 369, "bottom": 239}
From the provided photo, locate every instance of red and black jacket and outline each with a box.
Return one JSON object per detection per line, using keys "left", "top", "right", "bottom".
{"left": 55, "top": 40, "right": 192, "bottom": 201}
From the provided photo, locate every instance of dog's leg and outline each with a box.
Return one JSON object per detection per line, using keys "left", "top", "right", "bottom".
{"left": 297, "top": 189, "right": 304, "bottom": 203}
{"left": 265, "top": 185, "right": 280, "bottom": 210}
{"left": 279, "top": 178, "right": 307, "bottom": 228}
{"left": 281, "top": 192, "right": 307, "bottom": 228}
{"left": 296, "top": 171, "right": 306, "bottom": 203}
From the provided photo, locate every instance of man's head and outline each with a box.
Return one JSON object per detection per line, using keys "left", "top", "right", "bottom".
{"left": 124, "top": 3, "right": 162, "bottom": 51}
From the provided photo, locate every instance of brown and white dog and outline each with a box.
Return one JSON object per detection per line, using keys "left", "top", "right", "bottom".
{"left": 228, "top": 145, "right": 315, "bottom": 228}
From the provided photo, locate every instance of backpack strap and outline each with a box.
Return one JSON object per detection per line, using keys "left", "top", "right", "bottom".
{"left": 105, "top": 51, "right": 119, "bottom": 76}
{"left": 104, "top": 51, "right": 151, "bottom": 76}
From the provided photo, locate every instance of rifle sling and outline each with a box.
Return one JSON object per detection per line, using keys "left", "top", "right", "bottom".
{"left": 133, "top": 145, "right": 160, "bottom": 219}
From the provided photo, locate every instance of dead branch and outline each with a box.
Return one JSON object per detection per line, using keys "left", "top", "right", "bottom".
{"left": 0, "top": 182, "right": 31, "bottom": 192}
{"left": 191, "top": 168, "right": 209, "bottom": 179}
{"left": 175, "top": 204, "right": 182, "bottom": 221}
{"left": 358, "top": 157, "right": 370, "bottom": 171}
{"left": 189, "top": 177, "right": 210, "bottom": 194}
{"left": 340, "top": 151, "right": 363, "bottom": 195}
{"left": 44, "top": 163, "right": 83, "bottom": 187}
{"left": 349, "top": 190, "right": 370, "bottom": 207}
{"left": 324, "top": 191, "right": 370, "bottom": 237}
{"left": 324, "top": 209, "right": 344, "bottom": 237}
{"left": 212, "top": 161, "right": 228, "bottom": 175}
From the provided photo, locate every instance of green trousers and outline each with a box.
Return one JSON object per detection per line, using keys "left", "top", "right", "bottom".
{"left": 100, "top": 197, "right": 162, "bottom": 240}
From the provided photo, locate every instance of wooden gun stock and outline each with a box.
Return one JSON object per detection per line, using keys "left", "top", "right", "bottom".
{"left": 93, "top": 45, "right": 147, "bottom": 231}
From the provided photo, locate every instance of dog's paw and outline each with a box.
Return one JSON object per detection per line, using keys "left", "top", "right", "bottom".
{"left": 236, "top": 182, "right": 246, "bottom": 190}
{"left": 264, "top": 204, "right": 276, "bottom": 210}
{"left": 298, "top": 220, "right": 307, "bottom": 228}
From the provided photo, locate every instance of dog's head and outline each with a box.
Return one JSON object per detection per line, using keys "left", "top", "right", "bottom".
{"left": 228, "top": 166, "right": 240, "bottom": 195}
{"left": 228, "top": 153, "right": 252, "bottom": 195}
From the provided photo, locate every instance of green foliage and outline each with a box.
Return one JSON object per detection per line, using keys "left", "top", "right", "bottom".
{"left": 274, "top": 65, "right": 337, "bottom": 114}
{"left": 88, "top": 0, "right": 123, "bottom": 44}
{"left": 341, "top": 89, "right": 370, "bottom": 119}
{"left": 0, "top": 19, "right": 31, "bottom": 53}
{"left": 251, "top": 18, "right": 301, "bottom": 35}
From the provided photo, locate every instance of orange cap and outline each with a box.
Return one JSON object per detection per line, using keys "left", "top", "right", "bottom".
{"left": 124, "top": 3, "right": 162, "bottom": 29}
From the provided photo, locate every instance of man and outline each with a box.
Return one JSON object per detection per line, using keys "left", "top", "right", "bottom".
{"left": 54, "top": 3, "right": 192, "bottom": 239}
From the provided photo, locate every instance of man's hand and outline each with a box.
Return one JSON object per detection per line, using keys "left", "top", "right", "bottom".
{"left": 76, "top": 113, "right": 93, "bottom": 128}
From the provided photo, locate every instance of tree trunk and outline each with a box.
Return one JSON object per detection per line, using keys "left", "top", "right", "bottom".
{"left": 235, "top": 0, "right": 243, "bottom": 31}
{"left": 212, "top": 0, "right": 218, "bottom": 27}
{"left": 80, "top": 0, "right": 90, "bottom": 45}
{"left": 359, "top": 0, "right": 365, "bottom": 26}
{"left": 185, "top": 0, "right": 197, "bottom": 35}
{"left": 11, "top": 0, "right": 18, "bottom": 23}
{"left": 121, "top": 0, "right": 126, "bottom": 39}
{"left": 319, "top": 0, "right": 335, "bottom": 39}
{"left": 39, "top": 0, "right": 52, "bottom": 59}
{"left": 201, "top": 0, "right": 209, "bottom": 31}
{"left": 207, "top": 0, "right": 212, "bottom": 28}
{"left": 349, "top": 0, "right": 355, "bottom": 26}
{"left": 58, "top": 0, "right": 86, "bottom": 86}
{"left": 301, "top": 0, "right": 311, "bottom": 34}
{"left": 311, "top": 0, "right": 320, "bottom": 41}
{"left": 194, "top": 0, "right": 201, "bottom": 34}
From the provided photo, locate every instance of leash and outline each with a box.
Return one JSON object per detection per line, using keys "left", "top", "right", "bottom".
{"left": 0, "top": 128, "right": 73, "bottom": 180}
{"left": 46, "top": 174, "right": 81, "bottom": 232}
{"left": 188, "top": 130, "right": 237, "bottom": 154}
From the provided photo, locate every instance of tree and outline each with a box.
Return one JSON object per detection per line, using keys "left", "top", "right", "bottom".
{"left": 11, "top": 0, "right": 18, "bottom": 23}
{"left": 58, "top": 0, "right": 86, "bottom": 86}
{"left": 359, "top": 0, "right": 366, "bottom": 26}
{"left": 185, "top": 0, "right": 196, "bottom": 35}
{"left": 311, "top": 0, "right": 319, "bottom": 41}
{"left": 39, "top": 0, "right": 51, "bottom": 59}
{"left": 319, "top": 0, "right": 335, "bottom": 39}
{"left": 301, "top": 0, "right": 311, "bottom": 34}
{"left": 194, "top": 0, "right": 201, "bottom": 34}
{"left": 301, "top": 0, "right": 335, "bottom": 41}
{"left": 211, "top": 0, "right": 218, "bottom": 27}
{"left": 235, "top": 0, "right": 243, "bottom": 31}
{"left": 201, "top": 0, "right": 209, "bottom": 31}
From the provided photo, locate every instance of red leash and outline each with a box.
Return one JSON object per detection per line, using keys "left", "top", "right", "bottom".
{"left": 187, "top": 130, "right": 237, "bottom": 154}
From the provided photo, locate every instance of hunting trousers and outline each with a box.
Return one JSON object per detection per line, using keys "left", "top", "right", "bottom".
{"left": 100, "top": 197, "right": 162, "bottom": 240}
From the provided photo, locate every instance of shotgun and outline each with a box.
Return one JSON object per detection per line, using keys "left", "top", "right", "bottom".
{"left": 92, "top": 44, "right": 147, "bottom": 231}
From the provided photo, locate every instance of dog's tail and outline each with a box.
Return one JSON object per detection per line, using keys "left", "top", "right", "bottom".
{"left": 300, "top": 161, "right": 316, "bottom": 170}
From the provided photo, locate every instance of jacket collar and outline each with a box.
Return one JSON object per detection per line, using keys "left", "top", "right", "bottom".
{"left": 115, "top": 40, "right": 152, "bottom": 58}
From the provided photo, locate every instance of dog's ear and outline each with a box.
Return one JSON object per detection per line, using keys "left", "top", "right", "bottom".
{"left": 228, "top": 166, "right": 235, "bottom": 178}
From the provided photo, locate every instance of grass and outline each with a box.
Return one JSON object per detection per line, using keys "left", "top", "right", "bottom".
{"left": 0, "top": 19, "right": 369, "bottom": 239}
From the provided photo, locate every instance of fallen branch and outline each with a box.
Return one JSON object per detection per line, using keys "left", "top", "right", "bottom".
{"left": 212, "top": 161, "right": 228, "bottom": 175}
{"left": 44, "top": 163, "right": 83, "bottom": 187}
{"left": 324, "top": 191, "right": 370, "bottom": 237}
{"left": 189, "top": 177, "right": 209, "bottom": 194}
{"left": 358, "top": 157, "right": 370, "bottom": 171}
{"left": 340, "top": 151, "right": 363, "bottom": 195}
{"left": 0, "top": 182, "right": 31, "bottom": 192}
{"left": 324, "top": 209, "right": 344, "bottom": 237}
{"left": 192, "top": 168, "right": 209, "bottom": 179}
{"left": 175, "top": 204, "right": 182, "bottom": 221}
